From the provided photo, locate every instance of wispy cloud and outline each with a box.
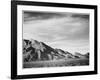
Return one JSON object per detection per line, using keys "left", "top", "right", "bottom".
{"left": 23, "top": 11, "right": 89, "bottom": 54}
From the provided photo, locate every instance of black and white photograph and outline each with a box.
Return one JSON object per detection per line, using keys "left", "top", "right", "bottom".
{"left": 23, "top": 11, "right": 90, "bottom": 68}
{"left": 11, "top": 1, "right": 97, "bottom": 79}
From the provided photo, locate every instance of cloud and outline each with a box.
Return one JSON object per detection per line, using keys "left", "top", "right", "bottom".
{"left": 24, "top": 11, "right": 67, "bottom": 22}
{"left": 23, "top": 11, "right": 89, "bottom": 54}
{"left": 24, "top": 11, "right": 89, "bottom": 21}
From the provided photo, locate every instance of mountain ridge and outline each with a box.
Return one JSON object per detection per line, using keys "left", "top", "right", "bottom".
{"left": 23, "top": 39, "right": 89, "bottom": 62}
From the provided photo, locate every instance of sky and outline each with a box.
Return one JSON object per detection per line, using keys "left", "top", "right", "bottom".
{"left": 23, "top": 11, "right": 89, "bottom": 54}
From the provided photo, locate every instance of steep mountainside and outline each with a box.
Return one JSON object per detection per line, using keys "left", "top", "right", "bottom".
{"left": 23, "top": 39, "right": 89, "bottom": 62}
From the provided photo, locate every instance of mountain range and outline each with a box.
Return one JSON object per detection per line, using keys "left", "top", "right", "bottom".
{"left": 23, "top": 39, "right": 89, "bottom": 62}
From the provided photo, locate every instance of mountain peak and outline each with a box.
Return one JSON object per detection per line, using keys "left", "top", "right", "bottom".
{"left": 30, "top": 39, "right": 39, "bottom": 44}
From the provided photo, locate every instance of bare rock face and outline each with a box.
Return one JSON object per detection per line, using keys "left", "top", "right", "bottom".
{"left": 23, "top": 39, "right": 89, "bottom": 62}
{"left": 23, "top": 39, "right": 56, "bottom": 62}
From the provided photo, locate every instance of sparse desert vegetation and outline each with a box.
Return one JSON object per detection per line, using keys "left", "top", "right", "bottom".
{"left": 23, "top": 58, "right": 89, "bottom": 68}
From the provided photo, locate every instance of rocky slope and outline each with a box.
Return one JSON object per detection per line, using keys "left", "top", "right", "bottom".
{"left": 23, "top": 39, "right": 89, "bottom": 62}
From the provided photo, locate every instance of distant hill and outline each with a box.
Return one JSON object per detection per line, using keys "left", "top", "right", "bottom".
{"left": 23, "top": 39, "right": 89, "bottom": 62}
{"left": 84, "top": 52, "right": 89, "bottom": 58}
